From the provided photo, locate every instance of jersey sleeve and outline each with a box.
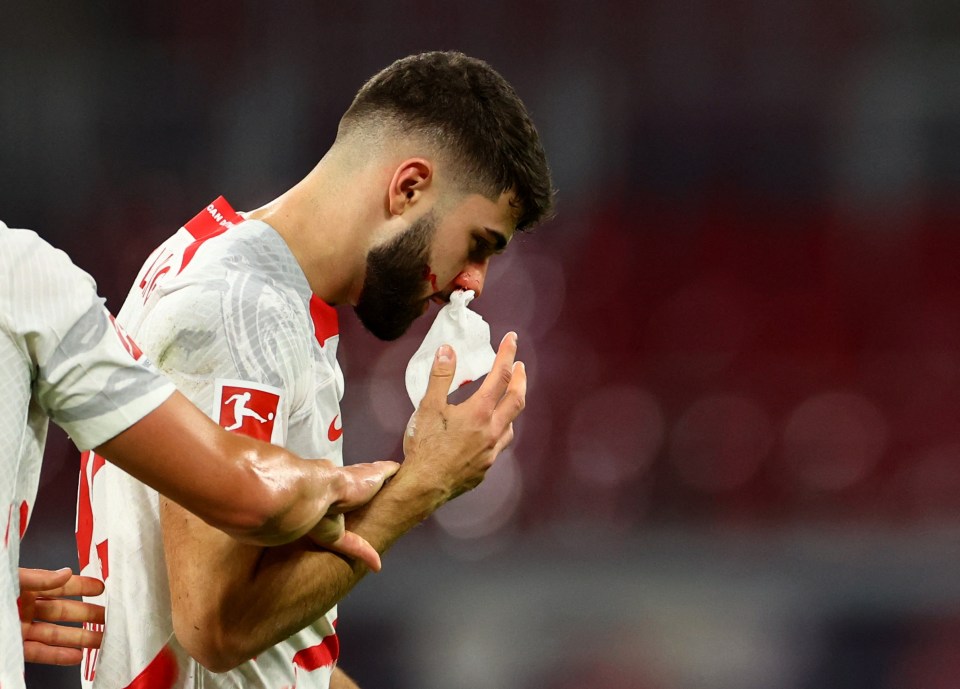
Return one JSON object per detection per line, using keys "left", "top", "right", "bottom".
{"left": 0, "top": 228, "right": 175, "bottom": 450}
{"left": 133, "top": 275, "right": 311, "bottom": 442}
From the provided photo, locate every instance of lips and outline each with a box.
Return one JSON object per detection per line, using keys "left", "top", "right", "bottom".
{"left": 417, "top": 289, "right": 462, "bottom": 314}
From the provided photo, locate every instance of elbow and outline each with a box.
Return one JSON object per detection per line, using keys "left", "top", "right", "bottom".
{"left": 196, "top": 652, "right": 247, "bottom": 675}
{"left": 191, "top": 649, "right": 237, "bottom": 675}
{"left": 167, "top": 566, "right": 263, "bottom": 673}
{"left": 174, "top": 614, "right": 254, "bottom": 673}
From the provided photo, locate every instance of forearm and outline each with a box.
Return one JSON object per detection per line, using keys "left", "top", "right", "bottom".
{"left": 213, "top": 540, "right": 361, "bottom": 666}
{"left": 170, "top": 466, "right": 443, "bottom": 669}
{"left": 183, "top": 334, "right": 526, "bottom": 667}
{"left": 343, "top": 463, "right": 445, "bottom": 550}
{"left": 99, "top": 391, "right": 342, "bottom": 545}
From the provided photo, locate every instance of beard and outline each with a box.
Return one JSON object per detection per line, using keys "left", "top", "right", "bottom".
{"left": 354, "top": 211, "right": 437, "bottom": 341}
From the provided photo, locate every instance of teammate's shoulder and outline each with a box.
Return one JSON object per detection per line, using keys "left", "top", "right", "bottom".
{"left": 0, "top": 224, "right": 98, "bottom": 311}
{"left": 0, "top": 224, "right": 88, "bottom": 277}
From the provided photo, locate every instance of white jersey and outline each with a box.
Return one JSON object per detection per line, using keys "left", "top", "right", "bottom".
{"left": 0, "top": 222, "right": 174, "bottom": 689}
{"left": 78, "top": 198, "right": 345, "bottom": 689}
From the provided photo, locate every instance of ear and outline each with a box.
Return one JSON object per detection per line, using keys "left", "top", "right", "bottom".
{"left": 387, "top": 158, "right": 432, "bottom": 217}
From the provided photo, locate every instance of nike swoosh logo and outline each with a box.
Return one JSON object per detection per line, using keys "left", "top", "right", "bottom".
{"left": 327, "top": 414, "right": 343, "bottom": 442}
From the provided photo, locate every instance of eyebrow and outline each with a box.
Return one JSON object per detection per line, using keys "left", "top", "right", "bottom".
{"left": 483, "top": 227, "right": 510, "bottom": 254}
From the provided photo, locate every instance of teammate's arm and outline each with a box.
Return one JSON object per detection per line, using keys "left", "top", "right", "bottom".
{"left": 163, "top": 336, "right": 525, "bottom": 671}
{"left": 96, "top": 391, "right": 398, "bottom": 554}
{"left": 10, "top": 228, "right": 396, "bottom": 557}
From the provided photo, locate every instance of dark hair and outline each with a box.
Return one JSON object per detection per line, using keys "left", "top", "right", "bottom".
{"left": 341, "top": 51, "right": 555, "bottom": 231}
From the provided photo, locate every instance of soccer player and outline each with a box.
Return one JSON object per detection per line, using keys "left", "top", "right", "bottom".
{"left": 0, "top": 222, "right": 399, "bottom": 687}
{"left": 82, "top": 51, "right": 554, "bottom": 688}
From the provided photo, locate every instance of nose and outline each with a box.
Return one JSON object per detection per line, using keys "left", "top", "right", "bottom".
{"left": 452, "top": 261, "right": 489, "bottom": 298}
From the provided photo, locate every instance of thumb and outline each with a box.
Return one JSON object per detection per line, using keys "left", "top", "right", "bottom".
{"left": 324, "top": 531, "right": 383, "bottom": 573}
{"left": 420, "top": 344, "right": 456, "bottom": 408}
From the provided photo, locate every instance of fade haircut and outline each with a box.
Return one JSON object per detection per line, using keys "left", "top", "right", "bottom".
{"left": 340, "top": 51, "right": 555, "bottom": 231}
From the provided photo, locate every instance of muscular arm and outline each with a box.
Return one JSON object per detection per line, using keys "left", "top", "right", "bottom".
{"left": 12, "top": 231, "right": 396, "bottom": 552}
{"left": 98, "top": 390, "right": 397, "bottom": 551}
{"left": 165, "top": 336, "right": 525, "bottom": 671}
{"left": 162, "top": 466, "right": 427, "bottom": 672}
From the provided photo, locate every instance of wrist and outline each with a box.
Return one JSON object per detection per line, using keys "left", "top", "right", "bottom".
{"left": 380, "top": 465, "right": 449, "bottom": 518}
{"left": 346, "top": 467, "right": 447, "bottom": 552}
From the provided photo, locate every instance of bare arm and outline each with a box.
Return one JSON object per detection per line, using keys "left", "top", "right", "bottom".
{"left": 97, "top": 390, "right": 398, "bottom": 553}
{"left": 165, "top": 335, "right": 525, "bottom": 671}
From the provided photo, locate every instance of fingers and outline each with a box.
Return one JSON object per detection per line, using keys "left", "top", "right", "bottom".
{"left": 19, "top": 568, "right": 107, "bottom": 668}
{"left": 492, "top": 360, "right": 527, "bottom": 432}
{"left": 32, "top": 597, "right": 105, "bottom": 626}
{"left": 19, "top": 567, "right": 72, "bottom": 593}
{"left": 19, "top": 568, "right": 104, "bottom": 598}
{"left": 24, "top": 620, "right": 103, "bottom": 649}
{"left": 23, "top": 641, "right": 85, "bottom": 666}
{"left": 476, "top": 332, "right": 518, "bottom": 409}
{"left": 42, "top": 575, "right": 105, "bottom": 599}
{"left": 23, "top": 620, "right": 103, "bottom": 656}
{"left": 334, "top": 461, "right": 400, "bottom": 509}
{"left": 492, "top": 422, "right": 516, "bottom": 456}
{"left": 321, "top": 531, "right": 383, "bottom": 573}
{"left": 419, "top": 344, "right": 457, "bottom": 409}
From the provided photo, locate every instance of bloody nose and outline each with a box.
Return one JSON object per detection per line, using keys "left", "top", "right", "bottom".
{"left": 453, "top": 266, "right": 485, "bottom": 297}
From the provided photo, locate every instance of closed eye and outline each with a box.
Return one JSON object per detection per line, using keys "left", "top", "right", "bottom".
{"left": 470, "top": 236, "right": 494, "bottom": 262}
{"left": 470, "top": 229, "right": 508, "bottom": 262}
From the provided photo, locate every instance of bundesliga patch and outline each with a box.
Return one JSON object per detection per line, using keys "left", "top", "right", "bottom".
{"left": 213, "top": 379, "right": 284, "bottom": 444}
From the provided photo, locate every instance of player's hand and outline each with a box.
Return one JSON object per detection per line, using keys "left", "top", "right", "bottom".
{"left": 402, "top": 331, "right": 526, "bottom": 502}
{"left": 306, "top": 515, "right": 382, "bottom": 572}
{"left": 306, "top": 461, "right": 399, "bottom": 572}
{"left": 331, "top": 461, "right": 400, "bottom": 511}
{"left": 19, "top": 567, "right": 105, "bottom": 666}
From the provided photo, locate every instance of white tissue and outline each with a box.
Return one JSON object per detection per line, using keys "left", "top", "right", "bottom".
{"left": 405, "top": 290, "right": 497, "bottom": 409}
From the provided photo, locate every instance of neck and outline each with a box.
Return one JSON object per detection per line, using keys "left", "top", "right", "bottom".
{"left": 246, "top": 158, "right": 368, "bottom": 305}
